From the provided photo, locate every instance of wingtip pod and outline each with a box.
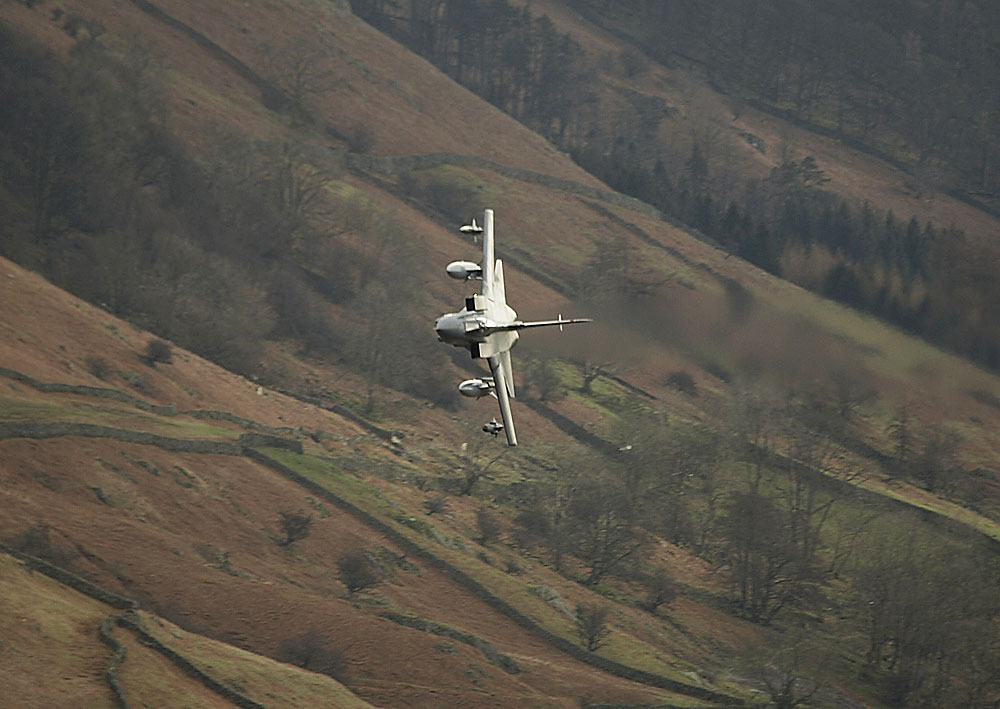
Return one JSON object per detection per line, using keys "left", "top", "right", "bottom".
{"left": 458, "top": 378, "right": 494, "bottom": 398}
{"left": 446, "top": 260, "right": 482, "bottom": 280}
{"left": 459, "top": 217, "right": 483, "bottom": 234}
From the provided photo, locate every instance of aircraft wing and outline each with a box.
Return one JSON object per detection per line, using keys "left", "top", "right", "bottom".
{"left": 487, "top": 353, "right": 517, "bottom": 446}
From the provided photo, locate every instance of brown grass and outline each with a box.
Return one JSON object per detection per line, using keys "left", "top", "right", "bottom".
{"left": 4, "top": 0, "right": 1000, "bottom": 704}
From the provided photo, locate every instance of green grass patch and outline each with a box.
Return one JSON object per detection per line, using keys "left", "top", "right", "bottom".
{"left": 135, "top": 612, "right": 370, "bottom": 708}
{"left": 0, "top": 394, "right": 239, "bottom": 439}
{"left": 859, "top": 476, "right": 1000, "bottom": 543}
{"left": 596, "top": 626, "right": 701, "bottom": 684}
{"left": 325, "top": 179, "right": 366, "bottom": 201}
{"left": 0, "top": 394, "right": 90, "bottom": 423}
{"left": 258, "top": 448, "right": 763, "bottom": 702}
{"left": 758, "top": 278, "right": 992, "bottom": 388}
{"left": 558, "top": 364, "right": 640, "bottom": 421}
{"left": 257, "top": 447, "right": 401, "bottom": 520}
{"left": 401, "top": 164, "right": 499, "bottom": 215}
{"left": 140, "top": 416, "right": 242, "bottom": 439}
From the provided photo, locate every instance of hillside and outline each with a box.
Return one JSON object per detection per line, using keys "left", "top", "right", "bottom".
{"left": 521, "top": 0, "right": 1000, "bottom": 245}
{"left": 2, "top": 0, "right": 1000, "bottom": 707}
{"left": 0, "top": 256, "right": 748, "bottom": 707}
{"left": 0, "top": 552, "right": 372, "bottom": 708}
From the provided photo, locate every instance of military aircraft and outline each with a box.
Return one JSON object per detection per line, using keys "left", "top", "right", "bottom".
{"left": 434, "top": 209, "right": 590, "bottom": 446}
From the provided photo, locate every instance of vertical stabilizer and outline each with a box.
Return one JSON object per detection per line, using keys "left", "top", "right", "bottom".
{"left": 493, "top": 259, "right": 507, "bottom": 310}
{"left": 482, "top": 208, "right": 495, "bottom": 298}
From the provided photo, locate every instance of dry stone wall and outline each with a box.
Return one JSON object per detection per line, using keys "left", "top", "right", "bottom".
{"left": 244, "top": 449, "right": 743, "bottom": 705}
{"left": 0, "top": 544, "right": 265, "bottom": 709}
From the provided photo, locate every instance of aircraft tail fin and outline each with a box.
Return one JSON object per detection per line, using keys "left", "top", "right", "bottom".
{"left": 482, "top": 208, "right": 495, "bottom": 298}
{"left": 494, "top": 259, "right": 507, "bottom": 309}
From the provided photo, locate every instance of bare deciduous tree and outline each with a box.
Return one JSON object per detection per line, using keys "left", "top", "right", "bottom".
{"left": 475, "top": 508, "right": 502, "bottom": 545}
{"left": 458, "top": 438, "right": 505, "bottom": 496}
{"left": 568, "top": 473, "right": 645, "bottom": 586}
{"left": 739, "top": 630, "right": 823, "bottom": 709}
{"left": 642, "top": 567, "right": 677, "bottom": 613}
{"left": 262, "top": 41, "right": 339, "bottom": 121}
{"left": 719, "top": 491, "right": 798, "bottom": 624}
{"left": 575, "top": 603, "right": 611, "bottom": 652}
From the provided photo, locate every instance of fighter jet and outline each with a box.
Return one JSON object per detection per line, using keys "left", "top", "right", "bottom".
{"left": 435, "top": 209, "right": 590, "bottom": 446}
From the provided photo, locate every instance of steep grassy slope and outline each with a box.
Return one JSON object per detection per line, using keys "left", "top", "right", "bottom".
{"left": 3, "top": 0, "right": 1000, "bottom": 706}
{"left": 0, "top": 553, "right": 372, "bottom": 708}
{"left": 1, "top": 256, "right": 748, "bottom": 707}
{"left": 521, "top": 0, "right": 1000, "bottom": 246}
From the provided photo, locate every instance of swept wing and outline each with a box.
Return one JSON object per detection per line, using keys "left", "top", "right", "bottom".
{"left": 487, "top": 353, "right": 517, "bottom": 446}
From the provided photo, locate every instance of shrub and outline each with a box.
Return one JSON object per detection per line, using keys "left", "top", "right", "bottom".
{"left": 85, "top": 356, "right": 112, "bottom": 380}
{"left": 423, "top": 492, "right": 449, "bottom": 516}
{"left": 277, "top": 510, "right": 313, "bottom": 547}
{"left": 399, "top": 171, "right": 477, "bottom": 219}
{"left": 266, "top": 271, "right": 341, "bottom": 354}
{"left": 119, "top": 370, "right": 153, "bottom": 396}
{"left": 505, "top": 560, "right": 524, "bottom": 576}
{"left": 475, "top": 508, "right": 502, "bottom": 545}
{"left": 526, "top": 358, "right": 565, "bottom": 402}
{"left": 336, "top": 550, "right": 380, "bottom": 597}
{"left": 276, "top": 629, "right": 347, "bottom": 680}
{"left": 346, "top": 122, "right": 373, "bottom": 153}
{"left": 665, "top": 370, "right": 697, "bottom": 396}
{"left": 6, "top": 523, "right": 76, "bottom": 567}
{"left": 144, "top": 338, "right": 173, "bottom": 365}
{"left": 513, "top": 501, "right": 551, "bottom": 549}
{"left": 721, "top": 275, "right": 754, "bottom": 322}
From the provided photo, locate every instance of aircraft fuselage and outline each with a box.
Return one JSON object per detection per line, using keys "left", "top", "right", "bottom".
{"left": 434, "top": 310, "right": 520, "bottom": 352}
